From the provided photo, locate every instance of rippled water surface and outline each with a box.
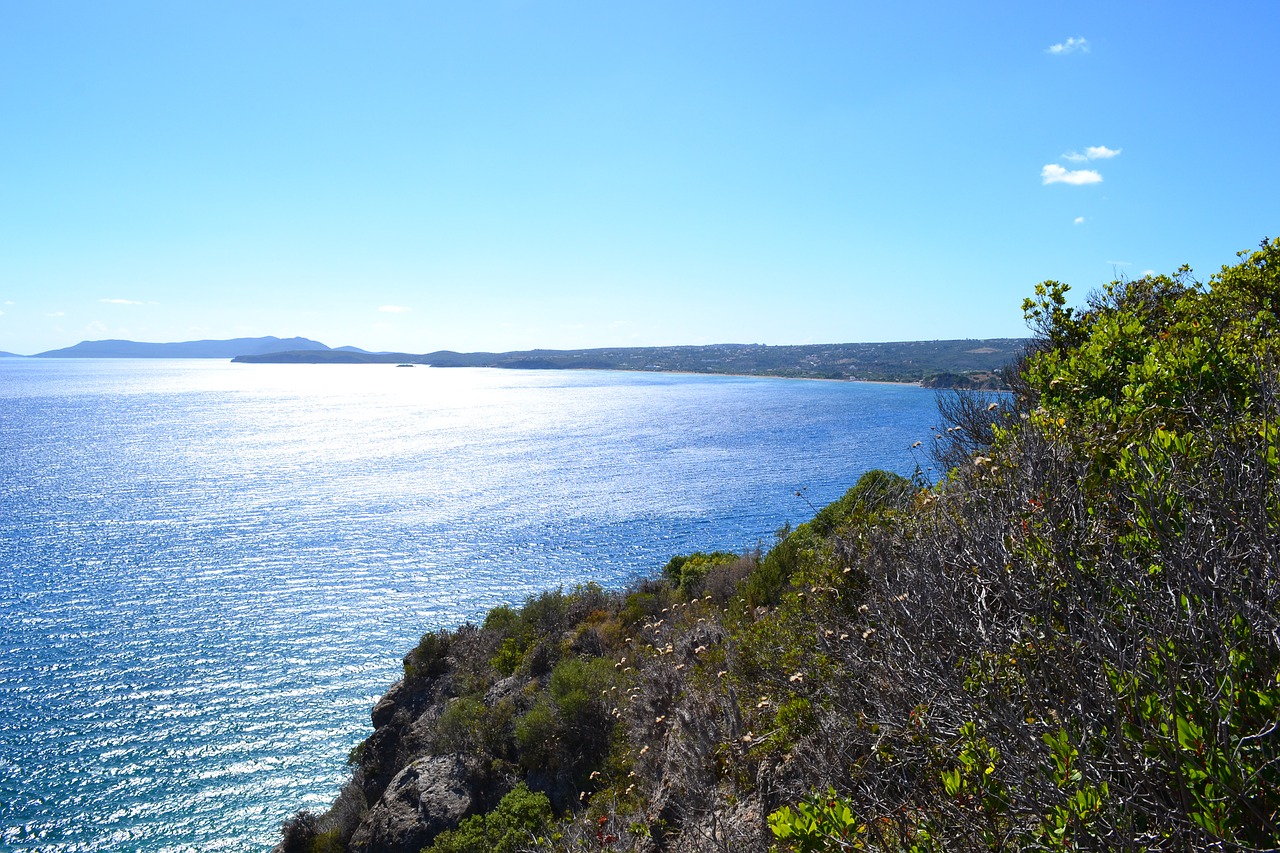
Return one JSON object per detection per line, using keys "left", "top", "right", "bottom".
{"left": 0, "top": 359, "right": 941, "bottom": 851}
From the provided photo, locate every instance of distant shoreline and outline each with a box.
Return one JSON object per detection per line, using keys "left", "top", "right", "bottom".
{"left": 14, "top": 335, "right": 1025, "bottom": 390}
{"left": 230, "top": 339, "right": 1023, "bottom": 390}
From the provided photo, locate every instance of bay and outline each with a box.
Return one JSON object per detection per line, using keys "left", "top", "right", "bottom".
{"left": 0, "top": 359, "right": 942, "bottom": 851}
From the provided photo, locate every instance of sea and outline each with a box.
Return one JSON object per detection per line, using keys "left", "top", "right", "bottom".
{"left": 0, "top": 359, "right": 943, "bottom": 851}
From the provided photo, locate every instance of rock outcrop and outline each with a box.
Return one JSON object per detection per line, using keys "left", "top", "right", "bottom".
{"left": 347, "top": 754, "right": 492, "bottom": 853}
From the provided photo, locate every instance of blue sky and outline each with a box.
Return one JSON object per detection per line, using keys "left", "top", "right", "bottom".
{"left": 2, "top": 1, "right": 1277, "bottom": 355}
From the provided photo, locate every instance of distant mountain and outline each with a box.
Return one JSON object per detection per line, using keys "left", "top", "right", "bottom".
{"left": 32, "top": 336, "right": 332, "bottom": 359}
{"left": 0, "top": 351, "right": 24, "bottom": 358}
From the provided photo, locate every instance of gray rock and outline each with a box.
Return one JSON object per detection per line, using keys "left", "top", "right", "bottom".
{"left": 348, "top": 753, "right": 485, "bottom": 853}
{"left": 370, "top": 690, "right": 401, "bottom": 729}
{"left": 484, "top": 674, "right": 524, "bottom": 706}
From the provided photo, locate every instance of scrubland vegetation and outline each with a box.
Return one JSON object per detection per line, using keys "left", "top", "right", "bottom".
{"left": 281, "top": 240, "right": 1279, "bottom": 852}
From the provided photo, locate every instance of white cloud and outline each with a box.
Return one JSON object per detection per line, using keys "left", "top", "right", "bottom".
{"left": 1063, "top": 145, "right": 1122, "bottom": 163}
{"left": 99, "top": 298, "right": 143, "bottom": 305}
{"left": 1042, "top": 164, "right": 1103, "bottom": 185}
{"left": 378, "top": 305, "right": 412, "bottom": 314}
{"left": 1085, "top": 145, "right": 1121, "bottom": 159}
{"left": 1047, "top": 37, "right": 1089, "bottom": 55}
{"left": 86, "top": 320, "right": 108, "bottom": 333}
{"left": 1074, "top": 217, "right": 1086, "bottom": 225}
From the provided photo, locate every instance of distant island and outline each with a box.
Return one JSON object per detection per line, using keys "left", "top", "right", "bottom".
{"left": 17, "top": 335, "right": 1026, "bottom": 388}
{"left": 30, "top": 336, "right": 334, "bottom": 359}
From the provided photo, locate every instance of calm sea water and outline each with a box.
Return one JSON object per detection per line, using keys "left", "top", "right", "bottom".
{"left": 0, "top": 359, "right": 941, "bottom": 851}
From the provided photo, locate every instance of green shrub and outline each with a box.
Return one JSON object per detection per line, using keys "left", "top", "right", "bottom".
{"left": 809, "top": 469, "right": 914, "bottom": 536}
{"left": 661, "top": 551, "right": 738, "bottom": 594}
{"left": 514, "top": 696, "right": 560, "bottom": 772}
{"left": 768, "top": 789, "right": 865, "bottom": 852}
{"left": 742, "top": 524, "right": 800, "bottom": 609}
{"left": 404, "top": 629, "right": 451, "bottom": 680}
{"left": 490, "top": 637, "right": 526, "bottom": 677}
{"left": 435, "top": 697, "right": 488, "bottom": 754}
{"left": 424, "top": 783, "right": 553, "bottom": 853}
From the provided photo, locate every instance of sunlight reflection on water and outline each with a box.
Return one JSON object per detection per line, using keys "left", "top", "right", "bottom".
{"left": 0, "top": 360, "right": 940, "bottom": 850}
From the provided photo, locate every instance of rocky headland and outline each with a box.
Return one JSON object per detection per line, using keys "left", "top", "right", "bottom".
{"left": 274, "top": 244, "right": 1280, "bottom": 852}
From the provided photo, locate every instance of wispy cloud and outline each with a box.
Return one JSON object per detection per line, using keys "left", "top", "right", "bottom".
{"left": 99, "top": 298, "right": 143, "bottom": 305}
{"left": 1064, "top": 145, "right": 1122, "bottom": 162}
{"left": 1047, "top": 37, "right": 1089, "bottom": 55}
{"left": 1042, "top": 164, "right": 1102, "bottom": 185}
{"left": 1074, "top": 217, "right": 1086, "bottom": 225}
{"left": 378, "top": 305, "right": 412, "bottom": 314}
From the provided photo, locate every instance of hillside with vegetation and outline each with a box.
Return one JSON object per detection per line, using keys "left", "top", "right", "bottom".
{"left": 278, "top": 240, "right": 1279, "bottom": 852}
{"left": 233, "top": 339, "right": 1022, "bottom": 388}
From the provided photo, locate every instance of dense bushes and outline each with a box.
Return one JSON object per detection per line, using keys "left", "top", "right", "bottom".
{"left": 763, "top": 239, "right": 1280, "bottom": 851}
